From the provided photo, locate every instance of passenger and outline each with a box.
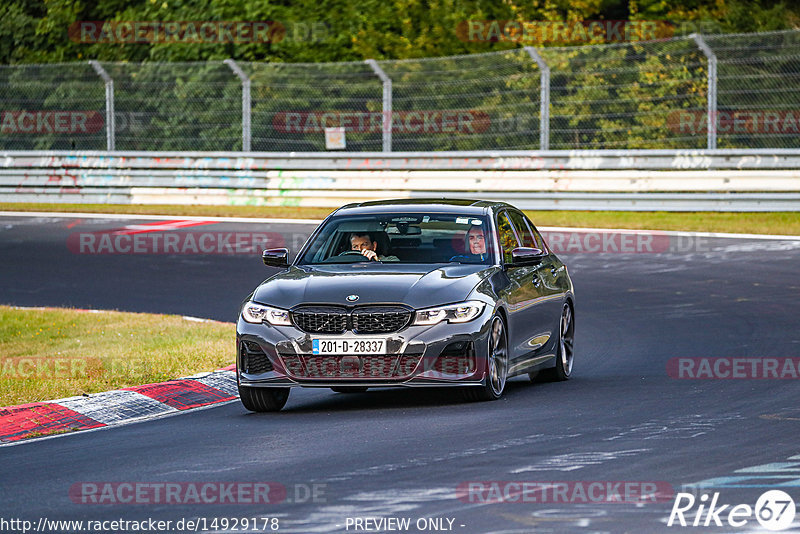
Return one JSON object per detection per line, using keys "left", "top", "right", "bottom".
{"left": 449, "top": 225, "right": 489, "bottom": 263}
{"left": 349, "top": 233, "right": 399, "bottom": 262}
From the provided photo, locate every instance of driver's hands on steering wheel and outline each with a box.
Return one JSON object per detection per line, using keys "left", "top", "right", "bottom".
{"left": 336, "top": 249, "right": 378, "bottom": 261}
{"left": 359, "top": 248, "right": 378, "bottom": 261}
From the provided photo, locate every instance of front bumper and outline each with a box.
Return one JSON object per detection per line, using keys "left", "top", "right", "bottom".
{"left": 236, "top": 305, "right": 494, "bottom": 388}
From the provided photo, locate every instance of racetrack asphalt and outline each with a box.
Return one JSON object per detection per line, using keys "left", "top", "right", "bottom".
{"left": 1, "top": 213, "right": 800, "bottom": 533}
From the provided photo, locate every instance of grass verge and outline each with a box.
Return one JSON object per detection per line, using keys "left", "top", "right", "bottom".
{"left": 1, "top": 203, "right": 799, "bottom": 235}
{"left": 0, "top": 305, "right": 234, "bottom": 407}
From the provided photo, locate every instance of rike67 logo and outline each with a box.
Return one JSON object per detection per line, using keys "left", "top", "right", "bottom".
{"left": 668, "top": 490, "right": 796, "bottom": 530}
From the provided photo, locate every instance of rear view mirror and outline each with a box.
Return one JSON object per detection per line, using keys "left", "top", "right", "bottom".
{"left": 262, "top": 248, "right": 289, "bottom": 268}
{"left": 395, "top": 222, "right": 422, "bottom": 235}
{"left": 511, "top": 247, "right": 546, "bottom": 264}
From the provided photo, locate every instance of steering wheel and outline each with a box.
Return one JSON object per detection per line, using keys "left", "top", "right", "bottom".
{"left": 320, "top": 250, "right": 371, "bottom": 263}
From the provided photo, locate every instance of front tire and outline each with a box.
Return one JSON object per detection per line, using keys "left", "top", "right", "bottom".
{"left": 238, "top": 385, "right": 290, "bottom": 412}
{"left": 464, "top": 315, "right": 508, "bottom": 402}
{"left": 539, "top": 302, "right": 574, "bottom": 382}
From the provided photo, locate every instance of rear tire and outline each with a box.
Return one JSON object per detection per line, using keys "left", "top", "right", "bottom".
{"left": 538, "top": 302, "right": 574, "bottom": 382}
{"left": 463, "top": 315, "right": 508, "bottom": 402}
{"left": 238, "top": 385, "right": 290, "bottom": 412}
{"left": 331, "top": 387, "right": 368, "bottom": 393}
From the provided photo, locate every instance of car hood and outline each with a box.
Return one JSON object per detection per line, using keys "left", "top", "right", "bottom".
{"left": 252, "top": 264, "right": 494, "bottom": 309}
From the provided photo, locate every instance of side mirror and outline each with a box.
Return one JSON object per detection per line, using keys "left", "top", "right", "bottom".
{"left": 511, "top": 247, "right": 546, "bottom": 265}
{"left": 262, "top": 248, "right": 289, "bottom": 268}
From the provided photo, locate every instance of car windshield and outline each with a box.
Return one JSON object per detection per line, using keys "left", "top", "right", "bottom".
{"left": 297, "top": 213, "right": 494, "bottom": 265}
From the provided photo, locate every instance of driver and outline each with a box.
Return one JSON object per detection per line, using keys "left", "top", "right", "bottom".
{"left": 449, "top": 225, "right": 489, "bottom": 263}
{"left": 349, "top": 233, "right": 399, "bottom": 262}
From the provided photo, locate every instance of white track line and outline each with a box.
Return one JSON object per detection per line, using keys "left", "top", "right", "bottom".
{"left": 537, "top": 226, "right": 800, "bottom": 241}
{"left": 0, "top": 210, "right": 323, "bottom": 225}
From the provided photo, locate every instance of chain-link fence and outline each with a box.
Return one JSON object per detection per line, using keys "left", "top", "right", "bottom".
{"left": 1, "top": 29, "right": 799, "bottom": 152}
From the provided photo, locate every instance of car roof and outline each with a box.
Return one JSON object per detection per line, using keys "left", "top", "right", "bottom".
{"left": 332, "top": 198, "right": 513, "bottom": 216}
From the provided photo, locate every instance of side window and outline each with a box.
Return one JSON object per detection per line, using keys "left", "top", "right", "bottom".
{"left": 508, "top": 210, "right": 538, "bottom": 248}
{"left": 520, "top": 212, "right": 548, "bottom": 252}
{"left": 531, "top": 227, "right": 548, "bottom": 252}
{"left": 496, "top": 211, "right": 520, "bottom": 264}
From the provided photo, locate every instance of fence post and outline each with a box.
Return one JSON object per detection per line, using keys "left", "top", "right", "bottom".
{"left": 365, "top": 59, "right": 392, "bottom": 152}
{"left": 692, "top": 33, "right": 718, "bottom": 150}
{"left": 224, "top": 59, "right": 252, "bottom": 152}
{"left": 524, "top": 47, "right": 550, "bottom": 151}
{"left": 88, "top": 61, "right": 115, "bottom": 151}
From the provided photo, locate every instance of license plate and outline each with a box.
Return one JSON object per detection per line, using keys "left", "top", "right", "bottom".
{"left": 312, "top": 338, "right": 385, "bottom": 355}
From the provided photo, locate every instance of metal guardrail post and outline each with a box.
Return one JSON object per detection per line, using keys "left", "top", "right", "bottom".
{"left": 365, "top": 59, "right": 392, "bottom": 152}
{"left": 88, "top": 61, "right": 115, "bottom": 151}
{"left": 524, "top": 47, "right": 550, "bottom": 151}
{"left": 224, "top": 59, "right": 252, "bottom": 152}
{"left": 692, "top": 34, "right": 718, "bottom": 150}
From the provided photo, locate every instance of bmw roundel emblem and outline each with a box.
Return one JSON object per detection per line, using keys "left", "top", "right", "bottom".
{"left": 346, "top": 294, "right": 359, "bottom": 302}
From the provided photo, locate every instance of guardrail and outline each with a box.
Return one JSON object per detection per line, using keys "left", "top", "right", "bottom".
{"left": 2, "top": 150, "right": 799, "bottom": 211}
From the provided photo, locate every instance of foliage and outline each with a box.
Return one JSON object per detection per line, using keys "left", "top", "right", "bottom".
{"left": 2, "top": 0, "right": 798, "bottom": 65}
{"left": 1, "top": 0, "right": 798, "bottom": 151}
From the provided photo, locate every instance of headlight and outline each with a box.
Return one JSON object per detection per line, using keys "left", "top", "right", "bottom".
{"left": 413, "top": 301, "right": 486, "bottom": 326}
{"left": 241, "top": 302, "right": 291, "bottom": 326}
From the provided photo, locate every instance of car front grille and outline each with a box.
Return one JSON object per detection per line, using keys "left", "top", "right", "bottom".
{"left": 291, "top": 306, "right": 348, "bottom": 334}
{"left": 352, "top": 306, "right": 412, "bottom": 334}
{"left": 279, "top": 353, "right": 422, "bottom": 379}
{"left": 241, "top": 340, "right": 273, "bottom": 374}
{"left": 290, "top": 305, "right": 412, "bottom": 334}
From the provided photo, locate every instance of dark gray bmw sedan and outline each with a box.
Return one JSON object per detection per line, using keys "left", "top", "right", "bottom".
{"left": 236, "top": 199, "right": 574, "bottom": 411}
